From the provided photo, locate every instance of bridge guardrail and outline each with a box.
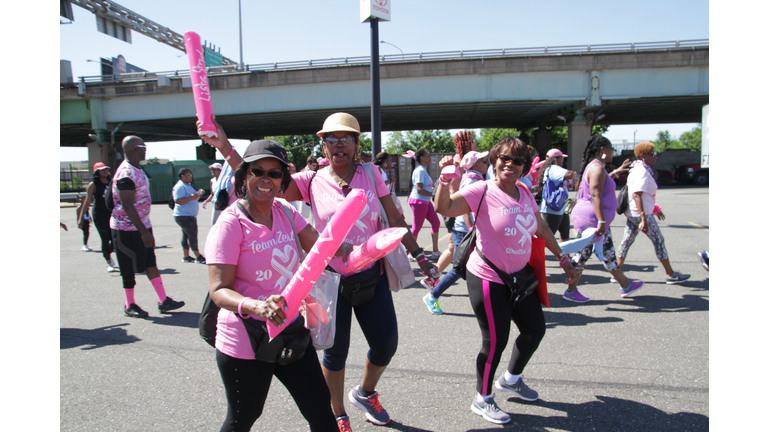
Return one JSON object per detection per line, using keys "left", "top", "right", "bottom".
{"left": 73, "top": 39, "right": 709, "bottom": 84}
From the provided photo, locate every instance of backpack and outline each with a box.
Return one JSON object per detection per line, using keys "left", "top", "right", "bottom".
{"left": 616, "top": 184, "right": 629, "bottom": 215}
{"left": 541, "top": 167, "right": 568, "bottom": 212}
{"left": 104, "top": 178, "right": 115, "bottom": 212}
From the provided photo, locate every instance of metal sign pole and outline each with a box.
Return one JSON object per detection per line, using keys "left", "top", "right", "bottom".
{"left": 370, "top": 18, "right": 382, "bottom": 157}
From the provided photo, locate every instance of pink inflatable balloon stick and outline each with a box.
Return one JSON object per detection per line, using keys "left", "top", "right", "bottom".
{"left": 441, "top": 165, "right": 461, "bottom": 180}
{"left": 183, "top": 31, "right": 217, "bottom": 138}
{"left": 342, "top": 227, "right": 408, "bottom": 273}
{"left": 267, "top": 189, "right": 368, "bottom": 340}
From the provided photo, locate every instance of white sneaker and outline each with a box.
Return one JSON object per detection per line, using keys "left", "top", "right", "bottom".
{"left": 107, "top": 264, "right": 117, "bottom": 273}
{"left": 81, "top": 245, "right": 92, "bottom": 252}
{"left": 109, "top": 258, "right": 117, "bottom": 268}
{"left": 430, "top": 251, "right": 441, "bottom": 260}
{"left": 610, "top": 277, "right": 619, "bottom": 283}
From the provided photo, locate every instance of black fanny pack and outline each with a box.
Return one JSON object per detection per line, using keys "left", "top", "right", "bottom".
{"left": 238, "top": 315, "right": 311, "bottom": 365}
{"left": 477, "top": 249, "right": 539, "bottom": 308}
{"left": 338, "top": 260, "right": 381, "bottom": 306}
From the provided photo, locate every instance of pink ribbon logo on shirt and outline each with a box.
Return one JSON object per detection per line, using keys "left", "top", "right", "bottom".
{"left": 271, "top": 245, "right": 298, "bottom": 290}
{"left": 515, "top": 214, "right": 536, "bottom": 247}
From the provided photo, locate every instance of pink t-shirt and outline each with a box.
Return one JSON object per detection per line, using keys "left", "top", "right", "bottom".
{"left": 109, "top": 160, "right": 152, "bottom": 231}
{"left": 459, "top": 181, "right": 539, "bottom": 284}
{"left": 205, "top": 200, "right": 308, "bottom": 360}
{"left": 292, "top": 163, "right": 391, "bottom": 277}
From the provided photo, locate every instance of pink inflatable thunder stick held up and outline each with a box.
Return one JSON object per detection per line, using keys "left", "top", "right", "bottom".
{"left": 183, "top": 31, "right": 217, "bottom": 138}
{"left": 342, "top": 227, "right": 408, "bottom": 273}
{"left": 267, "top": 189, "right": 368, "bottom": 339}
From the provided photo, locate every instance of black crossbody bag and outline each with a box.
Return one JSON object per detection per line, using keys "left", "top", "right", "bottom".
{"left": 476, "top": 249, "right": 539, "bottom": 308}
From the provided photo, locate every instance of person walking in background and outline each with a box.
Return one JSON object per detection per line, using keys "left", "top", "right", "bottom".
{"left": 205, "top": 139, "right": 339, "bottom": 432}
{"left": 202, "top": 162, "right": 222, "bottom": 217}
{"left": 423, "top": 151, "right": 488, "bottom": 315}
{"left": 434, "top": 137, "right": 577, "bottom": 425}
{"left": 173, "top": 168, "right": 206, "bottom": 264}
{"left": 79, "top": 162, "right": 117, "bottom": 272}
{"left": 76, "top": 195, "right": 91, "bottom": 251}
{"left": 406, "top": 149, "right": 441, "bottom": 260}
{"left": 110, "top": 136, "right": 185, "bottom": 318}
{"left": 616, "top": 142, "right": 690, "bottom": 284}
{"left": 565, "top": 136, "right": 644, "bottom": 303}
{"left": 537, "top": 149, "right": 577, "bottom": 242}
{"left": 373, "top": 152, "right": 405, "bottom": 219}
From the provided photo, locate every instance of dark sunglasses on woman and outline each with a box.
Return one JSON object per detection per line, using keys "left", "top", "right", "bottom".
{"left": 323, "top": 136, "right": 356, "bottom": 146}
{"left": 249, "top": 168, "right": 284, "bottom": 179}
{"left": 498, "top": 155, "right": 526, "bottom": 166}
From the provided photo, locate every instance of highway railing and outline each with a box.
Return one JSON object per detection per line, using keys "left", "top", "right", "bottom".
{"left": 73, "top": 39, "right": 708, "bottom": 84}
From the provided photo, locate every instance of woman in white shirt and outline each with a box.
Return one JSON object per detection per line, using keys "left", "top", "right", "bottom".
{"left": 616, "top": 142, "right": 690, "bottom": 284}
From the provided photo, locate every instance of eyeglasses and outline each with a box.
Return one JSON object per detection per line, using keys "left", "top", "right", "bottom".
{"left": 498, "top": 155, "right": 526, "bottom": 166}
{"left": 249, "top": 168, "right": 284, "bottom": 179}
{"left": 323, "top": 136, "right": 356, "bottom": 147}
{"left": 647, "top": 152, "right": 658, "bottom": 157}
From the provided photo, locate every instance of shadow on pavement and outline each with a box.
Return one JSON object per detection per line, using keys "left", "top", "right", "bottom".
{"left": 604, "top": 294, "right": 709, "bottom": 314}
{"left": 60, "top": 324, "right": 141, "bottom": 350}
{"left": 543, "top": 310, "right": 623, "bottom": 329}
{"left": 464, "top": 395, "right": 708, "bottom": 432}
{"left": 147, "top": 311, "right": 199, "bottom": 328}
{"left": 380, "top": 420, "right": 438, "bottom": 432}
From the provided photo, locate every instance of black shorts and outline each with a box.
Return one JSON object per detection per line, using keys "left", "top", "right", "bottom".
{"left": 112, "top": 228, "right": 157, "bottom": 288}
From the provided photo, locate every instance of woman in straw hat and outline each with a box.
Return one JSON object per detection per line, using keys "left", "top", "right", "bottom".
{"left": 280, "top": 112, "right": 438, "bottom": 431}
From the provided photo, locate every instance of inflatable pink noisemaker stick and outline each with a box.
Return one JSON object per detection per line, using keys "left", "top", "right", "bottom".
{"left": 267, "top": 189, "right": 367, "bottom": 340}
{"left": 441, "top": 165, "right": 460, "bottom": 180}
{"left": 183, "top": 31, "right": 217, "bottom": 138}
{"left": 342, "top": 227, "right": 408, "bottom": 273}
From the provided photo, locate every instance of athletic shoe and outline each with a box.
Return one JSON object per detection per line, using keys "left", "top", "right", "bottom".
{"left": 124, "top": 303, "right": 149, "bottom": 318}
{"left": 495, "top": 376, "right": 539, "bottom": 401}
{"left": 698, "top": 251, "right": 709, "bottom": 272}
{"left": 107, "top": 264, "right": 117, "bottom": 273}
{"left": 610, "top": 277, "right": 619, "bottom": 283}
{"left": 348, "top": 385, "right": 390, "bottom": 425}
{"left": 620, "top": 281, "right": 644, "bottom": 297}
{"left": 336, "top": 415, "right": 352, "bottom": 432}
{"left": 665, "top": 272, "right": 691, "bottom": 285}
{"left": 562, "top": 289, "right": 590, "bottom": 303}
{"left": 81, "top": 245, "right": 92, "bottom": 252}
{"left": 408, "top": 255, "right": 416, "bottom": 262}
{"left": 470, "top": 395, "right": 511, "bottom": 424}
{"left": 196, "top": 255, "right": 207, "bottom": 264}
{"left": 158, "top": 297, "right": 185, "bottom": 313}
{"left": 430, "top": 251, "right": 441, "bottom": 260}
{"left": 423, "top": 294, "right": 443, "bottom": 315}
{"left": 182, "top": 256, "right": 195, "bottom": 263}
{"left": 108, "top": 258, "right": 117, "bottom": 268}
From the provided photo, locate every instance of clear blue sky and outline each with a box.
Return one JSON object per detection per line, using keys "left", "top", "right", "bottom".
{"left": 59, "top": 0, "right": 710, "bottom": 161}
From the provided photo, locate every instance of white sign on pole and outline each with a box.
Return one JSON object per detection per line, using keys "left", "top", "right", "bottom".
{"left": 360, "top": 0, "right": 391, "bottom": 23}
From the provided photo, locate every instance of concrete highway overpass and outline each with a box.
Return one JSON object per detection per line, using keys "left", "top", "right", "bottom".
{"left": 60, "top": 40, "right": 708, "bottom": 168}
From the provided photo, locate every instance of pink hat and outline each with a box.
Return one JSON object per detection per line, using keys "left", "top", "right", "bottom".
{"left": 318, "top": 157, "right": 330, "bottom": 166}
{"left": 93, "top": 162, "right": 109, "bottom": 171}
{"left": 546, "top": 149, "right": 568, "bottom": 158}
{"left": 460, "top": 151, "right": 489, "bottom": 170}
{"left": 208, "top": 162, "right": 223, "bottom": 170}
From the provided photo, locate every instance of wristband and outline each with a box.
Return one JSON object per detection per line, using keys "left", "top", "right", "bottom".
{"left": 417, "top": 256, "right": 429, "bottom": 265}
{"left": 559, "top": 255, "right": 570, "bottom": 268}
{"left": 439, "top": 178, "right": 450, "bottom": 186}
{"left": 411, "top": 247, "right": 424, "bottom": 259}
{"left": 597, "top": 221, "right": 606, "bottom": 225}
{"left": 224, "top": 146, "right": 234, "bottom": 161}
{"left": 238, "top": 297, "right": 251, "bottom": 319}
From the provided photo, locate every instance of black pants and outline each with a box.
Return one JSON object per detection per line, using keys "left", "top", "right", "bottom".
{"left": 216, "top": 350, "right": 336, "bottom": 432}
{"left": 174, "top": 216, "right": 199, "bottom": 251}
{"left": 541, "top": 212, "right": 571, "bottom": 241}
{"left": 80, "top": 218, "right": 90, "bottom": 245}
{"left": 93, "top": 211, "right": 113, "bottom": 261}
{"left": 467, "top": 271, "right": 546, "bottom": 395}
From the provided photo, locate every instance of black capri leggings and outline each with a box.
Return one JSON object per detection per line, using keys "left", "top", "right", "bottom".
{"left": 467, "top": 271, "right": 546, "bottom": 395}
{"left": 173, "top": 216, "right": 199, "bottom": 251}
{"left": 93, "top": 211, "right": 113, "bottom": 261}
{"left": 541, "top": 212, "right": 571, "bottom": 241}
{"left": 216, "top": 349, "right": 337, "bottom": 432}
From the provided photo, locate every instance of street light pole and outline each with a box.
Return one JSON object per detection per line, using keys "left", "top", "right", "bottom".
{"left": 238, "top": 0, "right": 244, "bottom": 70}
{"left": 370, "top": 18, "right": 382, "bottom": 156}
{"left": 380, "top": 40, "right": 404, "bottom": 60}
{"left": 634, "top": 130, "right": 638, "bottom": 147}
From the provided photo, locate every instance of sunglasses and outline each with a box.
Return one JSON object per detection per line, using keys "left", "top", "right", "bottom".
{"left": 323, "top": 136, "right": 356, "bottom": 147}
{"left": 498, "top": 155, "right": 526, "bottom": 166}
{"left": 249, "top": 167, "right": 284, "bottom": 179}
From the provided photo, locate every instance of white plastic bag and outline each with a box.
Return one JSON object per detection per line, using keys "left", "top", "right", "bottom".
{"left": 301, "top": 270, "right": 340, "bottom": 350}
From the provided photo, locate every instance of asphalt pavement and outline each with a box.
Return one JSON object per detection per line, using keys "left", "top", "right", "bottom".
{"left": 59, "top": 185, "right": 709, "bottom": 431}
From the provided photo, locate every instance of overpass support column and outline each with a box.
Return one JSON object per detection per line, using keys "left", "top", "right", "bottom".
{"left": 87, "top": 130, "right": 106, "bottom": 175}
{"left": 567, "top": 120, "right": 591, "bottom": 172}
{"left": 534, "top": 127, "right": 551, "bottom": 154}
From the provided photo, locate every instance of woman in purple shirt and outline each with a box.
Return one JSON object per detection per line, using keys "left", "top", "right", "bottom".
{"left": 566, "top": 136, "right": 643, "bottom": 303}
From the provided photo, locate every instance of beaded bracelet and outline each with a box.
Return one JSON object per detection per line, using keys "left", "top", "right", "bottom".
{"left": 238, "top": 297, "right": 251, "bottom": 319}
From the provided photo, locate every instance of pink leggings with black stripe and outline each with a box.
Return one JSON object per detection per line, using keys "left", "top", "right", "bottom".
{"left": 408, "top": 199, "right": 441, "bottom": 238}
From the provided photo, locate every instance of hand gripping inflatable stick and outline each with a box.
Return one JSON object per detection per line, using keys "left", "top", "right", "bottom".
{"left": 267, "top": 189, "right": 367, "bottom": 340}
{"left": 183, "top": 32, "right": 217, "bottom": 138}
